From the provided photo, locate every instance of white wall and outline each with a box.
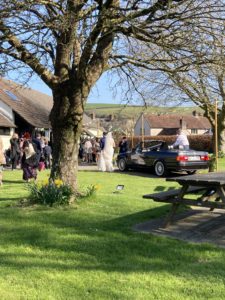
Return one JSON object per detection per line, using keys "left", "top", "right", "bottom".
{"left": 1, "top": 128, "right": 14, "bottom": 150}
{"left": 0, "top": 101, "right": 15, "bottom": 150}
{"left": 151, "top": 128, "right": 162, "bottom": 136}
{"left": 134, "top": 116, "right": 150, "bottom": 136}
{"left": 0, "top": 100, "right": 14, "bottom": 121}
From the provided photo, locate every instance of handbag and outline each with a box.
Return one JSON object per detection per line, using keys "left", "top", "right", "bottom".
{"left": 25, "top": 153, "right": 39, "bottom": 167}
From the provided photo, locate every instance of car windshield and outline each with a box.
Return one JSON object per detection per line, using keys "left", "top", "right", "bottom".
{"left": 137, "top": 141, "right": 166, "bottom": 152}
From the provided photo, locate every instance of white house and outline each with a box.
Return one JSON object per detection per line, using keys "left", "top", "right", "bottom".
{"left": 134, "top": 112, "right": 211, "bottom": 137}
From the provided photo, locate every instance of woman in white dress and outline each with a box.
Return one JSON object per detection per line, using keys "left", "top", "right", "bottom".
{"left": 98, "top": 132, "right": 115, "bottom": 172}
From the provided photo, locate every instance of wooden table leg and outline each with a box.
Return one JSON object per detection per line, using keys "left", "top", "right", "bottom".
{"left": 209, "top": 186, "right": 225, "bottom": 211}
{"left": 216, "top": 186, "right": 225, "bottom": 203}
{"left": 163, "top": 203, "right": 180, "bottom": 228}
{"left": 162, "top": 184, "right": 189, "bottom": 228}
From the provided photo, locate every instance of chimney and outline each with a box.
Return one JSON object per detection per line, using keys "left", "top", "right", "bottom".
{"left": 108, "top": 114, "right": 114, "bottom": 121}
{"left": 192, "top": 110, "right": 197, "bottom": 117}
{"left": 90, "top": 111, "right": 95, "bottom": 120}
{"left": 180, "top": 117, "right": 187, "bottom": 130}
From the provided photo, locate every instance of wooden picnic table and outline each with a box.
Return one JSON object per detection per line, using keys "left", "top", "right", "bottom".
{"left": 143, "top": 172, "right": 225, "bottom": 227}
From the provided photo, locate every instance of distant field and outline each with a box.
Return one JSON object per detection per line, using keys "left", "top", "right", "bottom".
{"left": 85, "top": 103, "right": 202, "bottom": 118}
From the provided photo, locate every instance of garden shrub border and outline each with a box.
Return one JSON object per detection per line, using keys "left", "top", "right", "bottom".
{"left": 127, "top": 135, "right": 213, "bottom": 152}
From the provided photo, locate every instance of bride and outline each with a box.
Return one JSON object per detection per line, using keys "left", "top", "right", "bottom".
{"left": 98, "top": 132, "right": 115, "bottom": 172}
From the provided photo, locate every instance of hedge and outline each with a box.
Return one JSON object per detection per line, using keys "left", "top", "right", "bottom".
{"left": 126, "top": 135, "right": 213, "bottom": 152}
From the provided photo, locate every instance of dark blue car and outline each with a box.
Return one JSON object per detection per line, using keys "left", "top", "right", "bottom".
{"left": 117, "top": 140, "right": 209, "bottom": 176}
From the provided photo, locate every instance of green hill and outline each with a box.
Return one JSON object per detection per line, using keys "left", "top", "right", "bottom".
{"left": 85, "top": 103, "right": 202, "bottom": 119}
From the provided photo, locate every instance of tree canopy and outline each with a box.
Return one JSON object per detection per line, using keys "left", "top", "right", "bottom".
{"left": 0, "top": 0, "right": 224, "bottom": 189}
{"left": 1, "top": 1, "right": 223, "bottom": 88}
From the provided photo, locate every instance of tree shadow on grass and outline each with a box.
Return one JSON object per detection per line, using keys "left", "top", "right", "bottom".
{"left": 0, "top": 205, "right": 223, "bottom": 281}
{"left": 0, "top": 197, "right": 25, "bottom": 202}
{"left": 116, "top": 169, "right": 158, "bottom": 178}
{"left": 3, "top": 180, "right": 26, "bottom": 184}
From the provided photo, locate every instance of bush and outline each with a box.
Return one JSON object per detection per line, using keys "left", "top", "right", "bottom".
{"left": 78, "top": 184, "right": 100, "bottom": 200}
{"left": 128, "top": 135, "right": 213, "bottom": 152}
{"left": 27, "top": 179, "right": 74, "bottom": 206}
{"left": 218, "top": 151, "right": 225, "bottom": 158}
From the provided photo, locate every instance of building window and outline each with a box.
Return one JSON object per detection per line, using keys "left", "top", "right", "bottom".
{"left": 191, "top": 129, "right": 198, "bottom": 134}
{"left": 0, "top": 127, "right": 10, "bottom": 135}
{"left": 4, "top": 90, "right": 19, "bottom": 101}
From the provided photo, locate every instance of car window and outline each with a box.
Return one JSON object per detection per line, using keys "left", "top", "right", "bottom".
{"left": 136, "top": 146, "right": 142, "bottom": 153}
{"left": 144, "top": 142, "right": 162, "bottom": 151}
{"left": 136, "top": 141, "right": 165, "bottom": 152}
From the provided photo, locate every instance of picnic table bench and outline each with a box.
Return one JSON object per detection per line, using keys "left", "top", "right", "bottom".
{"left": 143, "top": 172, "right": 225, "bottom": 227}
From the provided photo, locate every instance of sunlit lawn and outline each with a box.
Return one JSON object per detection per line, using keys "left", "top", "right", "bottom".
{"left": 0, "top": 163, "right": 225, "bottom": 299}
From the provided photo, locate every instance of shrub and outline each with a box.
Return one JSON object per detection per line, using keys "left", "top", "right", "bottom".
{"left": 128, "top": 135, "right": 213, "bottom": 152}
{"left": 218, "top": 151, "right": 225, "bottom": 158}
{"left": 27, "top": 179, "right": 74, "bottom": 206}
{"left": 78, "top": 184, "right": 100, "bottom": 200}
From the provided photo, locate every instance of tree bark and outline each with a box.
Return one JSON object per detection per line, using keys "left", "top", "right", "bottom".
{"left": 218, "top": 112, "right": 225, "bottom": 153}
{"left": 49, "top": 83, "right": 84, "bottom": 191}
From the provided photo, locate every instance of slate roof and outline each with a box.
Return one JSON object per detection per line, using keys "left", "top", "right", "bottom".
{"left": 145, "top": 114, "right": 211, "bottom": 129}
{"left": 0, "top": 78, "right": 52, "bottom": 128}
{"left": 0, "top": 113, "right": 16, "bottom": 128}
{"left": 0, "top": 78, "right": 97, "bottom": 129}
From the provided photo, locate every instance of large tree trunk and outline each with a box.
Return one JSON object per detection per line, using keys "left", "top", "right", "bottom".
{"left": 209, "top": 116, "right": 225, "bottom": 172}
{"left": 218, "top": 115, "right": 225, "bottom": 153}
{"left": 49, "top": 84, "right": 84, "bottom": 191}
{"left": 218, "top": 128, "right": 225, "bottom": 153}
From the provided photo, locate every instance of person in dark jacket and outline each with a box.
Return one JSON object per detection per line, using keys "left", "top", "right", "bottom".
{"left": 32, "top": 133, "right": 43, "bottom": 163}
{"left": 43, "top": 139, "right": 52, "bottom": 169}
{"left": 100, "top": 132, "right": 107, "bottom": 150}
{"left": 118, "top": 136, "right": 128, "bottom": 154}
{"left": 10, "top": 133, "right": 21, "bottom": 170}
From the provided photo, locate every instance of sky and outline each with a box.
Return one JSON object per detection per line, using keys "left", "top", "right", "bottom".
{"left": 29, "top": 73, "right": 123, "bottom": 104}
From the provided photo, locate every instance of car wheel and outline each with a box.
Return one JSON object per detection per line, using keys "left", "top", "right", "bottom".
{"left": 118, "top": 158, "right": 127, "bottom": 171}
{"left": 154, "top": 161, "right": 167, "bottom": 177}
{"left": 187, "top": 170, "right": 197, "bottom": 175}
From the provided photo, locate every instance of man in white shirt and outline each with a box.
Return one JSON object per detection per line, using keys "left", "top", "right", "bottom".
{"left": 84, "top": 138, "right": 93, "bottom": 163}
{"left": 172, "top": 129, "right": 189, "bottom": 150}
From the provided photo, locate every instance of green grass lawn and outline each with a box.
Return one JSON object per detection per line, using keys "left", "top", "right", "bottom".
{"left": 0, "top": 168, "right": 225, "bottom": 299}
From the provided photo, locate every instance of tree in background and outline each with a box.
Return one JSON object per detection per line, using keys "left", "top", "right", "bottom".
{"left": 147, "top": 26, "right": 225, "bottom": 151}
{"left": 0, "top": 0, "right": 223, "bottom": 190}
{"left": 117, "top": 3, "right": 225, "bottom": 150}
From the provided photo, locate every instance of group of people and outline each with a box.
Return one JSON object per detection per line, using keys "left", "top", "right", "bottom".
{"left": 2, "top": 132, "right": 52, "bottom": 183}
{"left": 0, "top": 128, "right": 189, "bottom": 185}
{"left": 79, "top": 138, "right": 101, "bottom": 163}
{"left": 79, "top": 133, "right": 129, "bottom": 172}
{"left": 98, "top": 133, "right": 128, "bottom": 172}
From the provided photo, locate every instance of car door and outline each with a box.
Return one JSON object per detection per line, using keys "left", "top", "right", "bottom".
{"left": 143, "top": 141, "right": 163, "bottom": 167}
{"left": 130, "top": 141, "right": 160, "bottom": 168}
{"left": 130, "top": 145, "right": 147, "bottom": 167}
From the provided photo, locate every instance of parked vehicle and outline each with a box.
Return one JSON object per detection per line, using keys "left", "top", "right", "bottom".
{"left": 117, "top": 140, "right": 209, "bottom": 176}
